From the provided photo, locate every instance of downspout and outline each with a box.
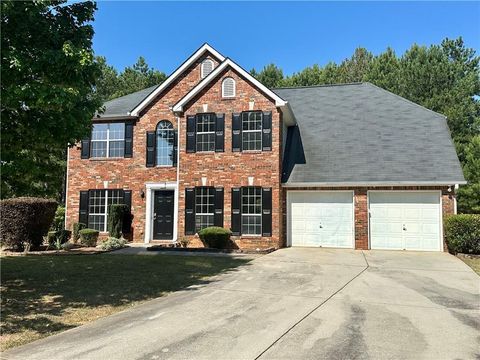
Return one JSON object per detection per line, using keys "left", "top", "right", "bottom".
{"left": 176, "top": 115, "right": 181, "bottom": 243}
{"left": 64, "top": 146, "right": 70, "bottom": 230}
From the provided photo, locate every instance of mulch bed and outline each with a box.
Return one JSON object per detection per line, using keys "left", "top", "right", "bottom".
{"left": 456, "top": 253, "right": 480, "bottom": 259}
{"left": 147, "top": 245, "right": 276, "bottom": 255}
{"left": 1, "top": 245, "right": 107, "bottom": 256}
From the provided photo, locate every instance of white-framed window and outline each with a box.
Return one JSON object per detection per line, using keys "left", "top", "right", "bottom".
{"left": 241, "top": 187, "right": 262, "bottom": 235}
{"left": 156, "top": 120, "right": 174, "bottom": 166}
{"left": 201, "top": 59, "right": 214, "bottom": 78}
{"left": 242, "top": 111, "right": 262, "bottom": 151}
{"left": 195, "top": 187, "right": 215, "bottom": 232}
{"left": 90, "top": 123, "right": 125, "bottom": 158}
{"left": 222, "top": 77, "right": 236, "bottom": 98}
{"left": 88, "top": 189, "right": 124, "bottom": 232}
{"left": 196, "top": 113, "right": 216, "bottom": 152}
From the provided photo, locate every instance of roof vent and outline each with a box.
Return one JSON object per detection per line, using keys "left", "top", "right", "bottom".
{"left": 201, "top": 59, "right": 214, "bottom": 78}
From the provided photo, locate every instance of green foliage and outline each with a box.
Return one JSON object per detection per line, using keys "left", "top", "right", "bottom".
{"left": 50, "top": 206, "right": 65, "bottom": 232}
{"left": 47, "top": 229, "right": 71, "bottom": 249}
{"left": 1, "top": 1, "right": 103, "bottom": 199}
{"left": 250, "top": 64, "right": 284, "bottom": 88}
{"left": 457, "top": 136, "right": 480, "bottom": 213}
{"left": 100, "top": 237, "right": 127, "bottom": 251}
{"left": 198, "top": 227, "right": 233, "bottom": 249}
{"left": 0, "top": 197, "right": 57, "bottom": 251}
{"left": 444, "top": 214, "right": 480, "bottom": 255}
{"left": 107, "top": 204, "right": 128, "bottom": 238}
{"left": 79, "top": 228, "right": 99, "bottom": 247}
{"left": 72, "top": 222, "right": 86, "bottom": 244}
{"left": 96, "top": 56, "right": 167, "bottom": 101}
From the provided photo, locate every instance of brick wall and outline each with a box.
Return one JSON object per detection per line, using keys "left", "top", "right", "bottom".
{"left": 179, "top": 67, "right": 283, "bottom": 250}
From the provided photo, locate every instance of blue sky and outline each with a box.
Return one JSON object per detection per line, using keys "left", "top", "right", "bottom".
{"left": 92, "top": 1, "right": 480, "bottom": 76}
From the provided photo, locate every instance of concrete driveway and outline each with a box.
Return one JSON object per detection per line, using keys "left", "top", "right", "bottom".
{"left": 3, "top": 248, "right": 479, "bottom": 360}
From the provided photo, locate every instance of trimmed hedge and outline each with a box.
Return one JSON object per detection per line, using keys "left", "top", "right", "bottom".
{"left": 107, "top": 204, "right": 128, "bottom": 238}
{"left": 0, "top": 197, "right": 57, "bottom": 251}
{"left": 444, "top": 214, "right": 480, "bottom": 255}
{"left": 198, "top": 227, "right": 232, "bottom": 249}
{"left": 47, "top": 230, "right": 72, "bottom": 249}
{"left": 79, "top": 228, "right": 99, "bottom": 247}
{"left": 72, "top": 222, "right": 86, "bottom": 243}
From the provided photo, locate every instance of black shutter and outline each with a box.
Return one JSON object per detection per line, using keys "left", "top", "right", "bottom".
{"left": 232, "top": 113, "right": 242, "bottom": 152}
{"left": 215, "top": 114, "right": 225, "bottom": 152}
{"left": 124, "top": 122, "right": 133, "bottom": 158}
{"left": 185, "top": 188, "right": 196, "bottom": 235}
{"left": 214, "top": 187, "right": 224, "bottom": 227}
{"left": 122, "top": 190, "right": 132, "bottom": 234}
{"left": 79, "top": 191, "right": 89, "bottom": 225}
{"left": 231, "top": 188, "right": 241, "bottom": 235}
{"left": 186, "top": 115, "right": 196, "bottom": 153}
{"left": 81, "top": 138, "right": 90, "bottom": 159}
{"left": 146, "top": 131, "right": 156, "bottom": 167}
{"left": 261, "top": 188, "right": 272, "bottom": 236}
{"left": 262, "top": 111, "right": 272, "bottom": 151}
{"left": 172, "top": 129, "right": 178, "bottom": 166}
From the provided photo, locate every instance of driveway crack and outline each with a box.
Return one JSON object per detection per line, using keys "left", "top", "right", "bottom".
{"left": 255, "top": 251, "right": 370, "bottom": 360}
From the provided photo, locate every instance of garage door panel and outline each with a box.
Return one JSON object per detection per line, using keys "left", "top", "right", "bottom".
{"left": 370, "top": 192, "right": 441, "bottom": 251}
{"left": 289, "top": 192, "right": 354, "bottom": 248}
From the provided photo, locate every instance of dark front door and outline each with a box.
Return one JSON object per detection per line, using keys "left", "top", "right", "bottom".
{"left": 153, "top": 190, "right": 174, "bottom": 240}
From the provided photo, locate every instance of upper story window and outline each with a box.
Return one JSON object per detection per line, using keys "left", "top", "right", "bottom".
{"left": 222, "top": 77, "right": 236, "bottom": 98}
{"left": 90, "top": 123, "right": 125, "bottom": 158}
{"left": 201, "top": 59, "right": 214, "bottom": 78}
{"left": 242, "top": 111, "right": 263, "bottom": 151}
{"left": 156, "top": 120, "right": 174, "bottom": 166}
{"left": 196, "top": 113, "right": 216, "bottom": 152}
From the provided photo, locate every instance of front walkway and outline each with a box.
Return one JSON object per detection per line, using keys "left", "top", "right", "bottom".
{"left": 3, "top": 248, "right": 479, "bottom": 360}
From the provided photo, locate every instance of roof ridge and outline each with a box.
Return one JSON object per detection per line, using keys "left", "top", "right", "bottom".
{"left": 364, "top": 82, "right": 447, "bottom": 119}
{"left": 272, "top": 82, "right": 364, "bottom": 90}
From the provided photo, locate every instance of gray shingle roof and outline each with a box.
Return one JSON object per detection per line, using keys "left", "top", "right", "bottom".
{"left": 99, "top": 85, "right": 159, "bottom": 118}
{"left": 275, "top": 83, "right": 465, "bottom": 185}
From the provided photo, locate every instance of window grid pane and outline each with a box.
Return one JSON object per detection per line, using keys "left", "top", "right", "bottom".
{"left": 196, "top": 114, "right": 215, "bottom": 152}
{"left": 156, "top": 121, "right": 174, "bottom": 166}
{"left": 87, "top": 189, "right": 124, "bottom": 232}
{"left": 241, "top": 187, "right": 262, "bottom": 235}
{"left": 90, "top": 123, "right": 125, "bottom": 158}
{"left": 242, "top": 112, "right": 262, "bottom": 151}
{"left": 195, "top": 187, "right": 215, "bottom": 232}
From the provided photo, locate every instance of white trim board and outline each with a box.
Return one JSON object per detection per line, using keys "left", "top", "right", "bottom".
{"left": 173, "top": 58, "right": 287, "bottom": 112}
{"left": 282, "top": 181, "right": 465, "bottom": 187}
{"left": 144, "top": 182, "right": 178, "bottom": 243}
{"left": 131, "top": 44, "right": 225, "bottom": 117}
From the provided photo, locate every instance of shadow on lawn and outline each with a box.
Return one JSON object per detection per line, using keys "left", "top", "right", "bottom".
{"left": 1, "top": 254, "right": 251, "bottom": 340}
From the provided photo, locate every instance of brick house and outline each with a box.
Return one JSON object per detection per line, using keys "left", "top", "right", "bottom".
{"left": 65, "top": 44, "right": 465, "bottom": 251}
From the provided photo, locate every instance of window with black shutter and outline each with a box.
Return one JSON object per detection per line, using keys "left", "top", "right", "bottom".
{"left": 237, "top": 111, "right": 272, "bottom": 152}
{"left": 184, "top": 188, "right": 196, "bottom": 235}
{"left": 231, "top": 187, "right": 272, "bottom": 237}
{"left": 186, "top": 115, "right": 196, "bottom": 153}
{"left": 145, "top": 131, "right": 156, "bottom": 167}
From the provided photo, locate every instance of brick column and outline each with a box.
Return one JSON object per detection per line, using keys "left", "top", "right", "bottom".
{"left": 354, "top": 189, "right": 369, "bottom": 250}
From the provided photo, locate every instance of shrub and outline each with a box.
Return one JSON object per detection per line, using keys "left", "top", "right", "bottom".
{"left": 107, "top": 204, "right": 128, "bottom": 238}
{"left": 79, "top": 228, "right": 99, "bottom": 247}
{"left": 62, "top": 242, "right": 75, "bottom": 251}
{"left": 47, "top": 230, "right": 72, "bottom": 250}
{"left": 198, "top": 227, "right": 232, "bottom": 249}
{"left": 179, "top": 236, "right": 191, "bottom": 248}
{"left": 444, "top": 214, "right": 480, "bottom": 255}
{"left": 0, "top": 197, "right": 57, "bottom": 251}
{"left": 100, "top": 237, "right": 127, "bottom": 251}
{"left": 50, "top": 206, "right": 65, "bottom": 232}
{"left": 72, "top": 222, "right": 86, "bottom": 244}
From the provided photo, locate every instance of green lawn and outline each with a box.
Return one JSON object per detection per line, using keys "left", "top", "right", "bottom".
{"left": 0, "top": 254, "right": 250, "bottom": 351}
{"left": 459, "top": 256, "right": 480, "bottom": 275}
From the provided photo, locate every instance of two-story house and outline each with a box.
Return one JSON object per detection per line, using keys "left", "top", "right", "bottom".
{"left": 66, "top": 44, "right": 465, "bottom": 252}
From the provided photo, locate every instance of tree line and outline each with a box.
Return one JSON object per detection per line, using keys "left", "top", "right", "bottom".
{"left": 1, "top": 1, "right": 478, "bottom": 213}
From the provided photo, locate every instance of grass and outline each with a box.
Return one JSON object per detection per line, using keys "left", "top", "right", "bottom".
{"left": 0, "top": 254, "right": 250, "bottom": 351}
{"left": 459, "top": 256, "right": 480, "bottom": 275}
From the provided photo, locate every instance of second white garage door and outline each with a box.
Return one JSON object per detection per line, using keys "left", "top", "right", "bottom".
{"left": 369, "top": 191, "right": 442, "bottom": 251}
{"left": 288, "top": 191, "right": 354, "bottom": 248}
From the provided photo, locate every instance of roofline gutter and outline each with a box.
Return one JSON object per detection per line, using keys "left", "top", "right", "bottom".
{"left": 282, "top": 181, "right": 467, "bottom": 187}
{"left": 92, "top": 115, "right": 139, "bottom": 121}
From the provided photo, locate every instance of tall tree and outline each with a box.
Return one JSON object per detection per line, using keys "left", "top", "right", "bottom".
{"left": 95, "top": 56, "right": 120, "bottom": 102}
{"left": 365, "top": 47, "right": 400, "bottom": 92}
{"left": 1, "top": 0, "right": 102, "bottom": 199}
{"left": 252, "top": 64, "right": 284, "bottom": 88}
{"left": 338, "top": 47, "right": 374, "bottom": 83}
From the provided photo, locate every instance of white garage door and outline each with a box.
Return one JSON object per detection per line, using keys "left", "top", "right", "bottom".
{"left": 288, "top": 191, "right": 354, "bottom": 248}
{"left": 369, "top": 192, "right": 442, "bottom": 251}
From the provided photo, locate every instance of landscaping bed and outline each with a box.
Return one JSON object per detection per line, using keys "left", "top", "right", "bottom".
{"left": 147, "top": 245, "right": 276, "bottom": 254}
{"left": 457, "top": 253, "right": 480, "bottom": 275}
{"left": 0, "top": 254, "right": 250, "bottom": 351}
